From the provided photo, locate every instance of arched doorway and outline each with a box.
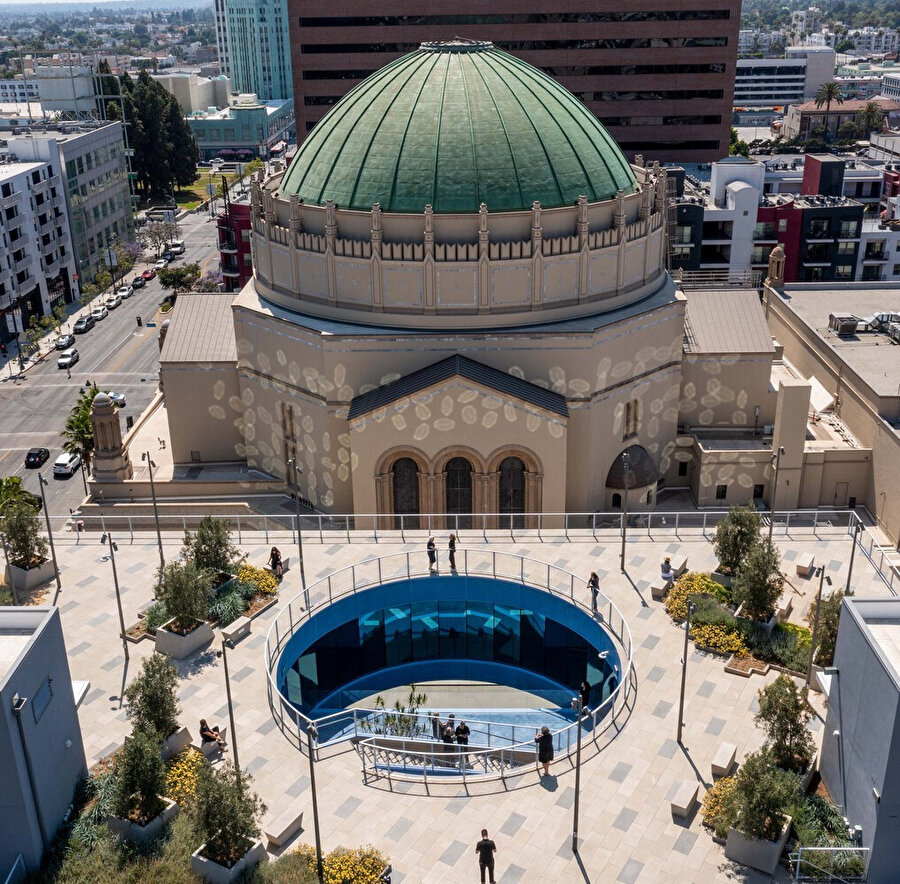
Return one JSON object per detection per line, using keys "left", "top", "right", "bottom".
{"left": 392, "top": 457, "right": 420, "bottom": 529}
{"left": 498, "top": 456, "right": 526, "bottom": 528}
{"left": 445, "top": 457, "right": 473, "bottom": 529}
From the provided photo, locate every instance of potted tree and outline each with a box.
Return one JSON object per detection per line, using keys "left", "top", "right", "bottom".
{"left": 155, "top": 560, "right": 215, "bottom": 659}
{"left": 108, "top": 728, "right": 179, "bottom": 844}
{"left": 0, "top": 499, "right": 54, "bottom": 594}
{"left": 191, "top": 762, "right": 268, "bottom": 883}
{"left": 755, "top": 674, "right": 817, "bottom": 788}
{"left": 712, "top": 505, "right": 762, "bottom": 586}
{"left": 124, "top": 652, "right": 190, "bottom": 759}
{"left": 723, "top": 746, "right": 799, "bottom": 874}
{"left": 182, "top": 516, "right": 246, "bottom": 592}
{"left": 732, "top": 540, "right": 783, "bottom": 628}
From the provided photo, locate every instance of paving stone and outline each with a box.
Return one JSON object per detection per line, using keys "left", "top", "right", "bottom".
{"left": 617, "top": 858, "right": 644, "bottom": 883}
{"left": 68, "top": 641, "right": 91, "bottom": 656}
{"left": 609, "top": 761, "right": 632, "bottom": 783}
{"left": 696, "top": 680, "right": 715, "bottom": 698}
{"left": 652, "top": 700, "right": 673, "bottom": 718}
{"left": 501, "top": 864, "right": 527, "bottom": 883}
{"left": 385, "top": 816, "right": 413, "bottom": 841}
{"left": 705, "top": 716, "right": 726, "bottom": 736}
{"left": 285, "top": 775, "right": 310, "bottom": 797}
{"left": 658, "top": 739, "right": 678, "bottom": 759}
{"left": 645, "top": 665, "right": 666, "bottom": 683}
{"left": 100, "top": 655, "right": 125, "bottom": 671}
{"left": 438, "top": 839, "right": 468, "bottom": 866}
{"left": 612, "top": 807, "right": 638, "bottom": 832}
{"left": 673, "top": 830, "right": 697, "bottom": 855}
{"left": 500, "top": 811, "right": 526, "bottom": 836}
{"left": 641, "top": 634, "right": 660, "bottom": 650}
{"left": 231, "top": 665, "right": 255, "bottom": 682}
{"left": 555, "top": 786, "right": 575, "bottom": 809}
{"left": 334, "top": 796, "right": 363, "bottom": 819}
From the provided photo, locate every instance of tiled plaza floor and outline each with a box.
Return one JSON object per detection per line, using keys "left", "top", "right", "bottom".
{"left": 47, "top": 524, "right": 892, "bottom": 883}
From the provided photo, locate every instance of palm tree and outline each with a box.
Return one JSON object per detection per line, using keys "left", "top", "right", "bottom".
{"left": 814, "top": 82, "right": 845, "bottom": 142}
{"left": 0, "top": 477, "right": 38, "bottom": 515}
{"left": 855, "top": 101, "right": 885, "bottom": 138}
{"left": 61, "top": 384, "right": 99, "bottom": 470}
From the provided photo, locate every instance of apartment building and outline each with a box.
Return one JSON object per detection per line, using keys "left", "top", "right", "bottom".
{"left": 225, "top": 0, "right": 292, "bottom": 101}
{"left": 0, "top": 79, "right": 39, "bottom": 104}
{"left": 216, "top": 198, "right": 252, "bottom": 292}
{"left": 287, "top": 0, "right": 740, "bottom": 162}
{"left": 734, "top": 47, "right": 834, "bottom": 106}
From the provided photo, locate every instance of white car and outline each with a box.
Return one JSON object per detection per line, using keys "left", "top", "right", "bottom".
{"left": 155, "top": 258, "right": 169, "bottom": 270}
{"left": 57, "top": 348, "right": 79, "bottom": 369}
{"left": 117, "top": 284, "right": 134, "bottom": 298}
{"left": 91, "top": 305, "right": 109, "bottom": 321}
{"left": 105, "top": 294, "right": 123, "bottom": 310}
{"left": 53, "top": 451, "right": 81, "bottom": 477}
{"left": 105, "top": 390, "right": 126, "bottom": 407}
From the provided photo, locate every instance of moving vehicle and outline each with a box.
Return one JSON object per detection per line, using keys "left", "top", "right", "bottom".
{"left": 25, "top": 447, "right": 50, "bottom": 468}
{"left": 91, "top": 305, "right": 109, "bottom": 321}
{"left": 55, "top": 333, "right": 75, "bottom": 350}
{"left": 57, "top": 348, "right": 79, "bottom": 369}
{"left": 141, "top": 268, "right": 156, "bottom": 280}
{"left": 21, "top": 489, "right": 42, "bottom": 510}
{"left": 73, "top": 316, "right": 95, "bottom": 334}
{"left": 53, "top": 452, "right": 81, "bottom": 477}
{"left": 106, "top": 294, "right": 123, "bottom": 310}
{"left": 167, "top": 240, "right": 185, "bottom": 255}
{"left": 105, "top": 391, "right": 126, "bottom": 407}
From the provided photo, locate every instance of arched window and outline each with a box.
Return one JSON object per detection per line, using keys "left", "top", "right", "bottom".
{"left": 392, "top": 458, "right": 420, "bottom": 529}
{"left": 612, "top": 493, "right": 622, "bottom": 509}
{"left": 445, "top": 457, "right": 473, "bottom": 529}
{"left": 498, "top": 456, "right": 526, "bottom": 528}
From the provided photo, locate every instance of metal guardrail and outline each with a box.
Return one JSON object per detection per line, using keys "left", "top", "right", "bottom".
{"left": 790, "top": 846, "right": 869, "bottom": 882}
{"left": 2, "top": 854, "right": 25, "bottom": 884}
{"left": 263, "top": 549, "right": 634, "bottom": 782}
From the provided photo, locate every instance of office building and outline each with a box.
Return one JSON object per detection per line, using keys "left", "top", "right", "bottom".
{"left": 186, "top": 93, "right": 295, "bottom": 160}
{"left": 225, "top": 0, "right": 292, "bottom": 101}
{"left": 734, "top": 47, "right": 835, "bottom": 106}
{"left": 214, "top": 0, "right": 231, "bottom": 77}
{"left": 152, "top": 72, "right": 231, "bottom": 115}
{"left": 288, "top": 0, "right": 741, "bottom": 162}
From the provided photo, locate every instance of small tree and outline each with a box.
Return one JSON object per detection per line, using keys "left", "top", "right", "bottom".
{"left": 807, "top": 589, "right": 846, "bottom": 667}
{"left": 194, "top": 761, "right": 266, "bottom": 866}
{"left": 0, "top": 501, "right": 49, "bottom": 568}
{"left": 124, "top": 652, "right": 181, "bottom": 739}
{"left": 362, "top": 684, "right": 429, "bottom": 737}
{"left": 732, "top": 540, "right": 782, "bottom": 620}
{"left": 755, "top": 674, "right": 816, "bottom": 772}
{"left": 158, "top": 262, "right": 200, "bottom": 301}
{"left": 157, "top": 560, "right": 212, "bottom": 629}
{"left": 182, "top": 515, "right": 245, "bottom": 579}
{"left": 113, "top": 728, "right": 167, "bottom": 823}
{"left": 61, "top": 384, "right": 100, "bottom": 470}
{"left": 722, "top": 746, "right": 798, "bottom": 841}
{"left": 713, "top": 505, "right": 763, "bottom": 575}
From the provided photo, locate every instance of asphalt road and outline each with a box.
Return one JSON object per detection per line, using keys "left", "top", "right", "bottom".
{"left": 0, "top": 209, "right": 220, "bottom": 517}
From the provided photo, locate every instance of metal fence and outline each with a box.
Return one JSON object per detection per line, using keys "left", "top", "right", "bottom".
{"left": 790, "top": 846, "right": 869, "bottom": 882}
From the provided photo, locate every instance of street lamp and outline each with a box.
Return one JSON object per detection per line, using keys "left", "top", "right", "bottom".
{"left": 806, "top": 567, "right": 832, "bottom": 688}
{"left": 677, "top": 600, "right": 697, "bottom": 744}
{"left": 37, "top": 473, "right": 61, "bottom": 595}
{"left": 78, "top": 457, "right": 88, "bottom": 497}
{"left": 768, "top": 446, "right": 786, "bottom": 545}
{"left": 141, "top": 452, "right": 165, "bottom": 570}
{"left": 307, "top": 723, "right": 324, "bottom": 884}
{"left": 570, "top": 695, "right": 585, "bottom": 853}
{"left": 845, "top": 519, "right": 860, "bottom": 594}
{"left": 100, "top": 532, "right": 129, "bottom": 660}
{"left": 619, "top": 451, "right": 630, "bottom": 572}
{"left": 217, "top": 635, "right": 239, "bottom": 770}
{"left": 286, "top": 458, "right": 308, "bottom": 606}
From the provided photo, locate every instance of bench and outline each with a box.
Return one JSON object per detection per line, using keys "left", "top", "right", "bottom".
{"left": 268, "top": 556, "right": 291, "bottom": 576}
{"left": 776, "top": 590, "right": 794, "bottom": 623}
{"left": 711, "top": 742, "right": 737, "bottom": 778}
{"left": 670, "top": 554, "right": 688, "bottom": 577}
{"left": 264, "top": 806, "right": 304, "bottom": 848}
{"left": 222, "top": 616, "right": 251, "bottom": 644}
{"left": 651, "top": 580, "right": 671, "bottom": 601}
{"left": 200, "top": 725, "right": 228, "bottom": 758}
{"left": 671, "top": 780, "right": 700, "bottom": 819}
{"left": 795, "top": 553, "right": 815, "bottom": 577}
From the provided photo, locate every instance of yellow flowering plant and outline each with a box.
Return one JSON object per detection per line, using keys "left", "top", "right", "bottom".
{"left": 292, "top": 844, "right": 391, "bottom": 883}
{"left": 690, "top": 623, "right": 748, "bottom": 657}
{"left": 165, "top": 746, "right": 206, "bottom": 807}
{"left": 664, "top": 571, "right": 730, "bottom": 622}
{"left": 237, "top": 563, "right": 279, "bottom": 596}
{"left": 702, "top": 775, "right": 737, "bottom": 838}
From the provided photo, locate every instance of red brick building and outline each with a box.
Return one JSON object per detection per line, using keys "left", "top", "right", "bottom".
{"left": 217, "top": 202, "right": 253, "bottom": 292}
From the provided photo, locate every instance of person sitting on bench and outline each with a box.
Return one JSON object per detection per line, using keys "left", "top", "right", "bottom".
{"left": 199, "top": 719, "right": 227, "bottom": 751}
{"left": 660, "top": 557, "right": 675, "bottom": 585}
{"left": 269, "top": 546, "right": 283, "bottom": 579}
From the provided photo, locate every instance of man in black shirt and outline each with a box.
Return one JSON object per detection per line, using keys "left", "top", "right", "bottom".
{"left": 475, "top": 829, "right": 497, "bottom": 883}
{"left": 455, "top": 720, "right": 470, "bottom": 745}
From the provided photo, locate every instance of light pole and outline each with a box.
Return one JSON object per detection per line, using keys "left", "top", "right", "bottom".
{"left": 845, "top": 519, "right": 860, "bottom": 594}
{"left": 100, "top": 532, "right": 129, "bottom": 661}
{"left": 78, "top": 457, "right": 88, "bottom": 496}
{"left": 307, "top": 723, "right": 324, "bottom": 884}
{"left": 806, "top": 567, "right": 832, "bottom": 688}
{"left": 142, "top": 452, "right": 165, "bottom": 570}
{"left": 286, "top": 458, "right": 308, "bottom": 606}
{"left": 768, "top": 446, "right": 785, "bottom": 545}
{"left": 571, "top": 695, "right": 584, "bottom": 853}
{"left": 619, "top": 451, "right": 630, "bottom": 572}
{"left": 218, "top": 635, "right": 239, "bottom": 770}
{"left": 37, "top": 473, "right": 61, "bottom": 594}
{"left": 677, "top": 600, "right": 696, "bottom": 744}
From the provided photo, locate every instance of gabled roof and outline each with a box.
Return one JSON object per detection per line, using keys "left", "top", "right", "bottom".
{"left": 348, "top": 354, "right": 568, "bottom": 420}
{"left": 683, "top": 289, "right": 774, "bottom": 355}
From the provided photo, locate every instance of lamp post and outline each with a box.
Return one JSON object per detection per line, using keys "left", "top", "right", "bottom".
{"left": 78, "top": 457, "right": 88, "bottom": 496}
{"left": 218, "top": 634, "right": 239, "bottom": 770}
{"left": 307, "top": 723, "right": 324, "bottom": 884}
{"left": 141, "top": 452, "right": 164, "bottom": 570}
{"left": 570, "top": 695, "right": 584, "bottom": 853}
{"left": 768, "top": 446, "right": 786, "bottom": 545}
{"left": 806, "top": 567, "right": 831, "bottom": 688}
{"left": 677, "top": 600, "right": 696, "bottom": 744}
{"left": 845, "top": 519, "right": 860, "bottom": 594}
{"left": 286, "top": 458, "right": 308, "bottom": 607}
{"left": 100, "top": 532, "right": 129, "bottom": 660}
{"left": 37, "top": 473, "right": 61, "bottom": 594}
{"left": 619, "top": 451, "right": 630, "bottom": 572}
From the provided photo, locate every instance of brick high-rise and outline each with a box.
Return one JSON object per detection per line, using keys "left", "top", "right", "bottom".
{"left": 288, "top": 0, "right": 740, "bottom": 162}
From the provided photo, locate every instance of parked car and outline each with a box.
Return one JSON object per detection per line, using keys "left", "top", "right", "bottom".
{"left": 141, "top": 268, "right": 156, "bottom": 280}
{"left": 73, "top": 316, "right": 95, "bottom": 334}
{"left": 105, "top": 391, "right": 126, "bottom": 407}
{"left": 117, "top": 284, "right": 133, "bottom": 298}
{"left": 154, "top": 258, "right": 168, "bottom": 270}
{"left": 106, "top": 294, "right": 123, "bottom": 310}
{"left": 161, "top": 251, "right": 176, "bottom": 262}
{"left": 91, "top": 305, "right": 109, "bottom": 321}
{"left": 25, "top": 447, "right": 50, "bottom": 468}
{"left": 55, "top": 333, "right": 75, "bottom": 350}
{"left": 57, "top": 348, "right": 79, "bottom": 369}
{"left": 53, "top": 452, "right": 81, "bottom": 477}
{"left": 130, "top": 276, "right": 145, "bottom": 290}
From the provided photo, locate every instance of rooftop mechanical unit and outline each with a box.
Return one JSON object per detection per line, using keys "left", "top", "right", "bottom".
{"left": 829, "top": 314, "right": 859, "bottom": 335}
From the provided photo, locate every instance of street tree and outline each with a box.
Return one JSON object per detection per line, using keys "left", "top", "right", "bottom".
{"left": 61, "top": 384, "right": 99, "bottom": 470}
{"left": 141, "top": 221, "right": 181, "bottom": 256}
{"left": 158, "top": 262, "right": 200, "bottom": 301}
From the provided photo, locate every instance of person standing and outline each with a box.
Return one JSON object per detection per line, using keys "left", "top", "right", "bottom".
{"left": 431, "top": 711, "right": 441, "bottom": 740}
{"left": 535, "top": 725, "right": 554, "bottom": 776}
{"left": 475, "top": 829, "right": 497, "bottom": 884}
{"left": 442, "top": 720, "right": 456, "bottom": 743}
{"left": 579, "top": 680, "right": 591, "bottom": 715}
{"left": 455, "top": 719, "right": 470, "bottom": 745}
{"left": 427, "top": 536, "right": 437, "bottom": 573}
{"left": 448, "top": 533, "right": 457, "bottom": 570}
{"left": 587, "top": 571, "right": 600, "bottom": 613}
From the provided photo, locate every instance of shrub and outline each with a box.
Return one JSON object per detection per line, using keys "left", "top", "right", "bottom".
{"left": 181, "top": 516, "right": 245, "bottom": 579}
{"left": 733, "top": 540, "right": 783, "bottom": 621}
{"left": 290, "top": 844, "right": 392, "bottom": 884}
{"left": 691, "top": 595, "right": 738, "bottom": 630}
{"left": 237, "top": 562, "right": 279, "bottom": 595}
{"left": 113, "top": 729, "right": 167, "bottom": 824}
{"left": 0, "top": 500, "right": 49, "bottom": 568}
{"left": 807, "top": 589, "right": 845, "bottom": 667}
{"left": 124, "top": 652, "right": 181, "bottom": 739}
{"left": 722, "top": 746, "right": 800, "bottom": 841}
{"left": 664, "top": 572, "right": 730, "bottom": 621}
{"left": 755, "top": 674, "right": 816, "bottom": 773}
{"left": 770, "top": 623, "right": 812, "bottom": 673}
{"left": 193, "top": 761, "right": 266, "bottom": 867}
{"left": 702, "top": 776, "right": 737, "bottom": 838}
{"left": 690, "top": 623, "right": 748, "bottom": 657}
{"left": 713, "top": 505, "right": 762, "bottom": 575}
{"left": 70, "top": 761, "right": 119, "bottom": 849}
{"left": 209, "top": 590, "right": 246, "bottom": 626}
{"left": 165, "top": 746, "right": 206, "bottom": 808}
{"left": 156, "top": 560, "right": 212, "bottom": 630}
{"left": 143, "top": 600, "right": 170, "bottom": 632}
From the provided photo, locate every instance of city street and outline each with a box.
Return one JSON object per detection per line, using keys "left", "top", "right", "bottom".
{"left": 0, "top": 207, "right": 221, "bottom": 518}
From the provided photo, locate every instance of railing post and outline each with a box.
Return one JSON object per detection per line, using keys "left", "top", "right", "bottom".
{"left": 264, "top": 515, "right": 269, "bottom": 544}
{"left": 702, "top": 511, "right": 707, "bottom": 535}
{"left": 547, "top": 563, "right": 551, "bottom": 589}
{"left": 564, "top": 512, "right": 569, "bottom": 541}
{"left": 319, "top": 515, "right": 323, "bottom": 544}
{"left": 378, "top": 557, "right": 383, "bottom": 585}
{"left": 675, "top": 512, "right": 680, "bottom": 536}
{"left": 492, "top": 551, "right": 496, "bottom": 576}
{"left": 520, "top": 557, "right": 524, "bottom": 584}
{"left": 813, "top": 510, "right": 818, "bottom": 533}
{"left": 482, "top": 513, "right": 487, "bottom": 543}
{"left": 400, "top": 514, "right": 405, "bottom": 543}
{"left": 591, "top": 512, "right": 597, "bottom": 541}
{"left": 183, "top": 515, "right": 187, "bottom": 534}
{"left": 345, "top": 516, "right": 351, "bottom": 544}
{"left": 374, "top": 515, "right": 378, "bottom": 544}
{"left": 785, "top": 511, "right": 791, "bottom": 535}
{"left": 538, "top": 512, "right": 542, "bottom": 541}
{"left": 128, "top": 515, "right": 133, "bottom": 541}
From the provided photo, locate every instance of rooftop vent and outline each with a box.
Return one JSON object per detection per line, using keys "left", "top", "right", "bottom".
{"left": 829, "top": 314, "right": 859, "bottom": 335}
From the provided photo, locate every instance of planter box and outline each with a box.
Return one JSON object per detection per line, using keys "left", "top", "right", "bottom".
{"left": 801, "top": 754, "right": 818, "bottom": 794}
{"left": 108, "top": 796, "right": 178, "bottom": 844}
{"left": 5, "top": 559, "right": 56, "bottom": 593}
{"left": 725, "top": 815, "right": 792, "bottom": 875}
{"left": 155, "top": 618, "right": 214, "bottom": 659}
{"left": 191, "top": 839, "right": 268, "bottom": 884}
{"left": 711, "top": 570, "right": 733, "bottom": 588}
{"left": 161, "top": 725, "right": 192, "bottom": 761}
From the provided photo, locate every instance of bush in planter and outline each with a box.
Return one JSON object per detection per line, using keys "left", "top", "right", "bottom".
{"left": 702, "top": 775, "right": 737, "bottom": 839}
{"left": 286, "top": 844, "right": 391, "bottom": 883}
{"left": 165, "top": 746, "right": 206, "bottom": 808}
{"left": 209, "top": 589, "right": 247, "bottom": 626}
{"left": 691, "top": 595, "right": 738, "bottom": 629}
{"left": 713, "top": 505, "right": 763, "bottom": 575}
{"left": 755, "top": 674, "right": 816, "bottom": 773}
{"left": 807, "top": 589, "right": 846, "bottom": 667}
{"left": 236, "top": 563, "right": 278, "bottom": 595}
{"left": 144, "top": 600, "right": 170, "bottom": 633}
{"left": 193, "top": 760, "right": 266, "bottom": 867}
{"left": 690, "top": 623, "right": 748, "bottom": 656}
{"left": 733, "top": 540, "right": 783, "bottom": 621}
{"left": 770, "top": 623, "right": 812, "bottom": 674}
{"left": 124, "top": 652, "right": 181, "bottom": 739}
{"left": 113, "top": 729, "right": 167, "bottom": 824}
{"left": 181, "top": 516, "right": 245, "bottom": 581}
{"left": 0, "top": 500, "right": 49, "bottom": 568}
{"left": 156, "top": 560, "right": 213, "bottom": 632}
{"left": 664, "top": 572, "right": 730, "bottom": 621}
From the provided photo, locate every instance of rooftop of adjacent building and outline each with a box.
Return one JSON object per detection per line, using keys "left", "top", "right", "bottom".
{"left": 0, "top": 160, "right": 44, "bottom": 180}
{"left": 0, "top": 608, "right": 51, "bottom": 686}
{"left": 845, "top": 599, "right": 900, "bottom": 690}
{"left": 187, "top": 94, "right": 290, "bottom": 120}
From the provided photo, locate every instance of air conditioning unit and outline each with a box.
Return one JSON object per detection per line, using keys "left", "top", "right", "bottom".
{"left": 829, "top": 313, "right": 859, "bottom": 335}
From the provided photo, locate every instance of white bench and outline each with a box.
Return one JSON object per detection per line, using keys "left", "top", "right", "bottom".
{"left": 795, "top": 553, "right": 815, "bottom": 577}
{"left": 268, "top": 556, "right": 291, "bottom": 576}
{"left": 200, "top": 725, "right": 228, "bottom": 758}
{"left": 670, "top": 554, "right": 688, "bottom": 577}
{"left": 671, "top": 780, "right": 699, "bottom": 818}
{"left": 651, "top": 580, "right": 671, "bottom": 601}
{"left": 776, "top": 590, "right": 794, "bottom": 623}
{"left": 222, "top": 616, "right": 251, "bottom": 644}
{"left": 264, "top": 806, "right": 304, "bottom": 848}
{"left": 711, "top": 742, "right": 737, "bottom": 778}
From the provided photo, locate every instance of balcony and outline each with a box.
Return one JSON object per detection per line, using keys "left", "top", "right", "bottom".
{"left": 31, "top": 178, "right": 49, "bottom": 196}
{"left": 11, "top": 254, "right": 31, "bottom": 273}
{"left": 1, "top": 192, "right": 22, "bottom": 210}
{"left": 221, "top": 266, "right": 240, "bottom": 278}
{"left": 863, "top": 248, "right": 887, "bottom": 262}
{"left": 218, "top": 236, "right": 238, "bottom": 254}
{"left": 37, "top": 216, "right": 54, "bottom": 234}
{"left": 807, "top": 227, "right": 833, "bottom": 240}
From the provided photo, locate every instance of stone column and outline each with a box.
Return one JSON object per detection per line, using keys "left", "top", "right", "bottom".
{"left": 90, "top": 393, "right": 133, "bottom": 482}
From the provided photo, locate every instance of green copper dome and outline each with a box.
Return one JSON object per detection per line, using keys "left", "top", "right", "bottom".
{"left": 280, "top": 40, "right": 638, "bottom": 214}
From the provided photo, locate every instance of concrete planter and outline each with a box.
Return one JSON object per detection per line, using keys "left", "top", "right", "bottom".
{"left": 161, "top": 725, "right": 192, "bottom": 761}
{"left": 801, "top": 754, "right": 818, "bottom": 794}
{"left": 711, "top": 570, "right": 733, "bottom": 588}
{"left": 725, "top": 815, "right": 792, "bottom": 875}
{"left": 5, "top": 559, "right": 56, "bottom": 593}
{"left": 155, "top": 618, "right": 214, "bottom": 659}
{"left": 108, "top": 796, "right": 178, "bottom": 844}
{"left": 191, "top": 839, "right": 268, "bottom": 883}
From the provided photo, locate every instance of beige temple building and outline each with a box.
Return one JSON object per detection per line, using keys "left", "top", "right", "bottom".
{"left": 135, "top": 41, "right": 899, "bottom": 545}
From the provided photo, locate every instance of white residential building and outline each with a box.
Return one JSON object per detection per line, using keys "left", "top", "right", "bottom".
{"left": 734, "top": 46, "right": 835, "bottom": 106}
{"left": 0, "top": 79, "right": 39, "bottom": 104}
{"left": 790, "top": 7, "right": 823, "bottom": 44}
{"left": 846, "top": 27, "right": 900, "bottom": 56}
